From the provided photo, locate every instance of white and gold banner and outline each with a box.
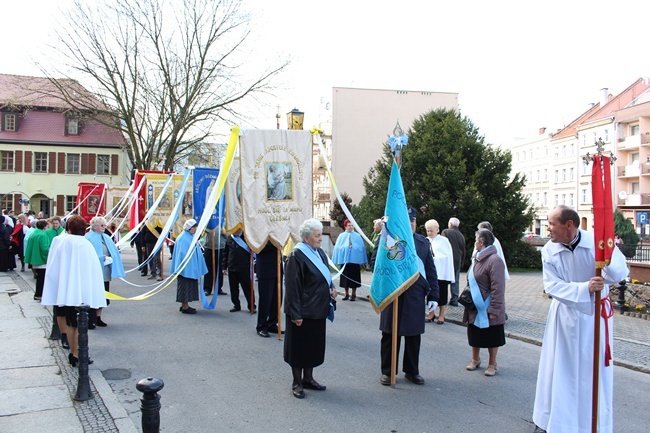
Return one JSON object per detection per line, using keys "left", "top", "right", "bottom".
{"left": 225, "top": 157, "right": 243, "bottom": 234}
{"left": 239, "top": 129, "right": 312, "bottom": 253}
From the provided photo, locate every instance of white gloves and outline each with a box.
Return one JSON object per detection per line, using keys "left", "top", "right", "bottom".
{"left": 427, "top": 301, "right": 438, "bottom": 313}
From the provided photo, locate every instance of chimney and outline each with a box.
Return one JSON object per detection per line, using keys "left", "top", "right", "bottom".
{"left": 600, "top": 88, "right": 609, "bottom": 106}
{"left": 539, "top": 127, "right": 546, "bottom": 135}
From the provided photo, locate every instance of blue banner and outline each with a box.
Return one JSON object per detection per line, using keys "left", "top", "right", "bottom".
{"left": 193, "top": 167, "right": 224, "bottom": 230}
{"left": 369, "top": 162, "right": 420, "bottom": 313}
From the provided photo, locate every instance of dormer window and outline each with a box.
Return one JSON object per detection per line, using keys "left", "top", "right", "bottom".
{"left": 65, "top": 116, "right": 81, "bottom": 135}
{"left": 1, "top": 112, "right": 19, "bottom": 131}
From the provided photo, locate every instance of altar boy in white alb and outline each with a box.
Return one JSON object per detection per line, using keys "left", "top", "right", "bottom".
{"left": 533, "top": 206, "right": 628, "bottom": 433}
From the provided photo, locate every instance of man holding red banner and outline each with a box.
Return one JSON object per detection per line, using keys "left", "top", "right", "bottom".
{"left": 532, "top": 205, "right": 628, "bottom": 433}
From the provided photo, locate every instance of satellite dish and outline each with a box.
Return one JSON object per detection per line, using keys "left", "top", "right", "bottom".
{"left": 618, "top": 191, "right": 628, "bottom": 200}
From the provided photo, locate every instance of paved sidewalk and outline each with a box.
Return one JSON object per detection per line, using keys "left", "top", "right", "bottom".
{"left": 0, "top": 270, "right": 138, "bottom": 433}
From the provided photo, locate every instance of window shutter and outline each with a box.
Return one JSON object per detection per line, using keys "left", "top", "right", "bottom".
{"left": 15, "top": 151, "right": 23, "bottom": 173}
{"left": 81, "top": 154, "right": 90, "bottom": 174}
{"left": 49, "top": 152, "right": 56, "bottom": 173}
{"left": 89, "top": 153, "right": 96, "bottom": 174}
{"left": 111, "top": 154, "right": 119, "bottom": 175}
{"left": 24, "top": 151, "right": 32, "bottom": 173}
{"left": 13, "top": 194, "right": 20, "bottom": 211}
{"left": 56, "top": 195, "right": 65, "bottom": 216}
{"left": 58, "top": 153, "right": 65, "bottom": 174}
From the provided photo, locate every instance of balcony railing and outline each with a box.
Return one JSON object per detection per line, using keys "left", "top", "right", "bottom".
{"left": 617, "top": 134, "right": 640, "bottom": 149}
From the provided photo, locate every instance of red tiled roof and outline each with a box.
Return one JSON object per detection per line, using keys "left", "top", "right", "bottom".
{"left": 583, "top": 78, "right": 650, "bottom": 124}
{"left": 0, "top": 110, "right": 124, "bottom": 146}
{"left": 0, "top": 74, "right": 124, "bottom": 146}
{"left": 551, "top": 103, "right": 602, "bottom": 140}
{"left": 0, "top": 73, "right": 105, "bottom": 110}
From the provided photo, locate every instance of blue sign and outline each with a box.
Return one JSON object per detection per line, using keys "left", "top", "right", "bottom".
{"left": 638, "top": 212, "right": 648, "bottom": 225}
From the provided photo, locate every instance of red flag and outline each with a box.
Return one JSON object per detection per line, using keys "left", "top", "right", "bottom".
{"left": 591, "top": 155, "right": 615, "bottom": 268}
{"left": 76, "top": 182, "right": 105, "bottom": 223}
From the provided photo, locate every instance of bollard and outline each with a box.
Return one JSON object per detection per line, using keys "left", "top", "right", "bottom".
{"left": 74, "top": 304, "right": 94, "bottom": 401}
{"left": 136, "top": 377, "right": 164, "bottom": 433}
{"left": 614, "top": 279, "right": 628, "bottom": 313}
{"left": 48, "top": 306, "right": 61, "bottom": 341}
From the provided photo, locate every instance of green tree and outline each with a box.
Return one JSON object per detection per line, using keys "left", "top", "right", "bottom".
{"left": 614, "top": 209, "right": 639, "bottom": 258}
{"left": 329, "top": 192, "right": 353, "bottom": 228}
{"left": 360, "top": 108, "right": 533, "bottom": 269}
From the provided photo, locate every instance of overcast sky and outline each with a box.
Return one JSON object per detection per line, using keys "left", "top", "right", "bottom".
{"left": 3, "top": 0, "right": 650, "bottom": 145}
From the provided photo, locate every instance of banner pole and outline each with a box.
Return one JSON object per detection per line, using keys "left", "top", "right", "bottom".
{"left": 277, "top": 248, "right": 282, "bottom": 340}
{"left": 391, "top": 298, "right": 398, "bottom": 387}
{"left": 249, "top": 252, "right": 255, "bottom": 315}
{"left": 591, "top": 269, "right": 602, "bottom": 433}
{"left": 211, "top": 231, "right": 216, "bottom": 294}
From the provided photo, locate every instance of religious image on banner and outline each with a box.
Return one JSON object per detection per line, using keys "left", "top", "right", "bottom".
{"left": 266, "top": 162, "right": 292, "bottom": 201}
{"left": 77, "top": 182, "right": 106, "bottom": 223}
{"left": 146, "top": 173, "right": 188, "bottom": 232}
{"left": 225, "top": 157, "right": 243, "bottom": 233}
{"left": 106, "top": 185, "right": 131, "bottom": 221}
{"left": 239, "top": 129, "right": 312, "bottom": 252}
{"left": 87, "top": 195, "right": 100, "bottom": 214}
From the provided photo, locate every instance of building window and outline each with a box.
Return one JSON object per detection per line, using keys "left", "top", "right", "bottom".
{"left": 3, "top": 113, "right": 17, "bottom": 131}
{"left": 605, "top": 129, "right": 609, "bottom": 142}
{"left": 631, "top": 125, "right": 640, "bottom": 136}
{"left": 570, "top": 167, "right": 574, "bottom": 180}
{"left": 593, "top": 132, "right": 597, "bottom": 143}
{"left": 536, "top": 170, "right": 540, "bottom": 182}
{"left": 97, "top": 155, "right": 110, "bottom": 175}
{"left": 1, "top": 151, "right": 14, "bottom": 171}
{"left": 66, "top": 154, "right": 80, "bottom": 173}
{"left": 562, "top": 169, "right": 567, "bottom": 182}
{"left": 631, "top": 182, "right": 640, "bottom": 194}
{"left": 582, "top": 135, "right": 586, "bottom": 147}
{"left": 570, "top": 143, "right": 575, "bottom": 156}
{"left": 544, "top": 169, "right": 548, "bottom": 181}
{"left": 66, "top": 117, "right": 81, "bottom": 135}
{"left": 555, "top": 195, "right": 559, "bottom": 207}
{"left": 562, "top": 194, "right": 566, "bottom": 204}
{"left": 582, "top": 189, "right": 587, "bottom": 203}
{"left": 536, "top": 192, "right": 540, "bottom": 203}
{"left": 34, "top": 152, "right": 48, "bottom": 173}
{"left": 631, "top": 152, "right": 639, "bottom": 165}
{"left": 1, "top": 194, "right": 12, "bottom": 210}
{"left": 543, "top": 192, "right": 548, "bottom": 205}
{"left": 66, "top": 196, "right": 76, "bottom": 212}
{"left": 570, "top": 193, "right": 574, "bottom": 206}
{"left": 555, "top": 170, "right": 559, "bottom": 183}
{"left": 562, "top": 145, "right": 567, "bottom": 157}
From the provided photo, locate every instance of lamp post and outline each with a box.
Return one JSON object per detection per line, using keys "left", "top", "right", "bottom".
{"left": 286, "top": 108, "right": 304, "bottom": 130}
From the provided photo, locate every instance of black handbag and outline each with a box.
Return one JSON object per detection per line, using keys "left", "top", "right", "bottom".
{"left": 458, "top": 287, "right": 476, "bottom": 310}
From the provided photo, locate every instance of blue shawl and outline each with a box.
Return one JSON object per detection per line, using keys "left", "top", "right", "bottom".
{"left": 85, "top": 231, "right": 125, "bottom": 279}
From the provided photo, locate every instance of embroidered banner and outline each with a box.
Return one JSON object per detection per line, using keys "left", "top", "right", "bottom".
{"left": 76, "top": 182, "right": 106, "bottom": 223}
{"left": 193, "top": 167, "right": 224, "bottom": 230}
{"left": 239, "top": 129, "right": 312, "bottom": 252}
{"left": 225, "top": 157, "right": 243, "bottom": 233}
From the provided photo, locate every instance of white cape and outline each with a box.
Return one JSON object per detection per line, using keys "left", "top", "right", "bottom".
{"left": 41, "top": 234, "right": 107, "bottom": 309}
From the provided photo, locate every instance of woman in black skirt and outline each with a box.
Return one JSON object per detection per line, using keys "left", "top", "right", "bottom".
{"left": 284, "top": 218, "right": 338, "bottom": 398}
{"left": 462, "top": 229, "right": 506, "bottom": 377}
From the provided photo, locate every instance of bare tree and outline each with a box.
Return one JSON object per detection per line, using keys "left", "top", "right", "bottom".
{"left": 43, "top": 0, "right": 288, "bottom": 171}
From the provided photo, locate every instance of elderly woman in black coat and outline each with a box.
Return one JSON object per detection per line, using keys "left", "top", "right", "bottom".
{"left": 284, "top": 218, "right": 338, "bottom": 399}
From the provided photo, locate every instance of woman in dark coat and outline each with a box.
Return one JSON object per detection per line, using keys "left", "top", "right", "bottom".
{"left": 284, "top": 218, "right": 338, "bottom": 399}
{"left": 462, "top": 229, "right": 506, "bottom": 377}
{"left": 0, "top": 216, "right": 11, "bottom": 272}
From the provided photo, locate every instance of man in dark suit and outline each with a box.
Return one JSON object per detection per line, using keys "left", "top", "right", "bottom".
{"left": 441, "top": 217, "right": 465, "bottom": 306}
{"left": 378, "top": 208, "right": 439, "bottom": 386}
{"left": 255, "top": 243, "right": 282, "bottom": 337}
{"left": 223, "top": 230, "right": 254, "bottom": 312}
{"left": 130, "top": 227, "right": 148, "bottom": 276}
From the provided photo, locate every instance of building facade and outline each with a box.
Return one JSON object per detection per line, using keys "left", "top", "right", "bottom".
{"left": 0, "top": 74, "right": 128, "bottom": 218}
{"left": 331, "top": 87, "right": 459, "bottom": 206}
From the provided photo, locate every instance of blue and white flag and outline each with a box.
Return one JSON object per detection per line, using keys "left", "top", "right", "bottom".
{"left": 369, "top": 162, "right": 420, "bottom": 313}
{"left": 193, "top": 167, "right": 224, "bottom": 230}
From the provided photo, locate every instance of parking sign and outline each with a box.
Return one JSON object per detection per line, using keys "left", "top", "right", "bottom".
{"left": 638, "top": 212, "right": 648, "bottom": 225}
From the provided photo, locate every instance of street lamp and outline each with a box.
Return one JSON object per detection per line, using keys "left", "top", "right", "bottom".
{"left": 286, "top": 108, "right": 304, "bottom": 130}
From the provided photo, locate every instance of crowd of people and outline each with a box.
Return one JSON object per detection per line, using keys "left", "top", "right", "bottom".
{"left": 2, "top": 203, "right": 626, "bottom": 432}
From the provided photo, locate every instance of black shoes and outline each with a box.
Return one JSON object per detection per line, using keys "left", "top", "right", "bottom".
{"left": 302, "top": 379, "right": 326, "bottom": 391}
{"left": 96, "top": 318, "right": 107, "bottom": 327}
{"left": 448, "top": 300, "right": 459, "bottom": 307}
{"left": 68, "top": 354, "right": 93, "bottom": 367}
{"left": 350, "top": 296, "right": 356, "bottom": 302}
{"left": 257, "top": 330, "right": 270, "bottom": 338}
{"left": 204, "top": 290, "right": 212, "bottom": 296}
{"left": 380, "top": 375, "right": 391, "bottom": 386}
{"left": 229, "top": 307, "right": 241, "bottom": 312}
{"left": 61, "top": 333, "right": 70, "bottom": 350}
{"left": 180, "top": 307, "right": 197, "bottom": 314}
{"left": 405, "top": 373, "right": 425, "bottom": 385}
{"left": 88, "top": 323, "right": 96, "bottom": 330}
{"left": 267, "top": 327, "right": 285, "bottom": 335}
{"left": 342, "top": 295, "right": 349, "bottom": 301}
{"left": 292, "top": 383, "right": 305, "bottom": 399}
{"left": 217, "top": 290, "right": 228, "bottom": 295}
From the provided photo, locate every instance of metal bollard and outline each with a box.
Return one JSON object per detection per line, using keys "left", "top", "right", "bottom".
{"left": 137, "top": 377, "right": 164, "bottom": 433}
{"left": 614, "top": 279, "right": 628, "bottom": 313}
{"left": 74, "top": 304, "right": 94, "bottom": 401}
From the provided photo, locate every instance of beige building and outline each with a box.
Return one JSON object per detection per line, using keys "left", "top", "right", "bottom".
{"left": 331, "top": 87, "right": 458, "bottom": 206}
{"left": 0, "top": 74, "right": 129, "bottom": 217}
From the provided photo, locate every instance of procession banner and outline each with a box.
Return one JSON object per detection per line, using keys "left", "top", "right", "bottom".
{"left": 146, "top": 173, "right": 191, "bottom": 236}
{"left": 76, "top": 182, "right": 106, "bottom": 223}
{"left": 106, "top": 185, "right": 131, "bottom": 224}
{"left": 224, "top": 157, "right": 243, "bottom": 233}
{"left": 369, "top": 162, "right": 419, "bottom": 313}
{"left": 239, "top": 129, "right": 312, "bottom": 252}
{"left": 193, "top": 167, "right": 224, "bottom": 231}
{"left": 591, "top": 155, "right": 615, "bottom": 268}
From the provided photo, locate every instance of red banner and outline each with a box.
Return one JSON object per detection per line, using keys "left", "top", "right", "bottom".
{"left": 591, "top": 155, "right": 615, "bottom": 268}
{"left": 127, "top": 170, "right": 173, "bottom": 229}
{"left": 76, "top": 183, "right": 106, "bottom": 223}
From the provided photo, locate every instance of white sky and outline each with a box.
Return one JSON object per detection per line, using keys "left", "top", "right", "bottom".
{"left": 3, "top": 0, "right": 650, "bottom": 145}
